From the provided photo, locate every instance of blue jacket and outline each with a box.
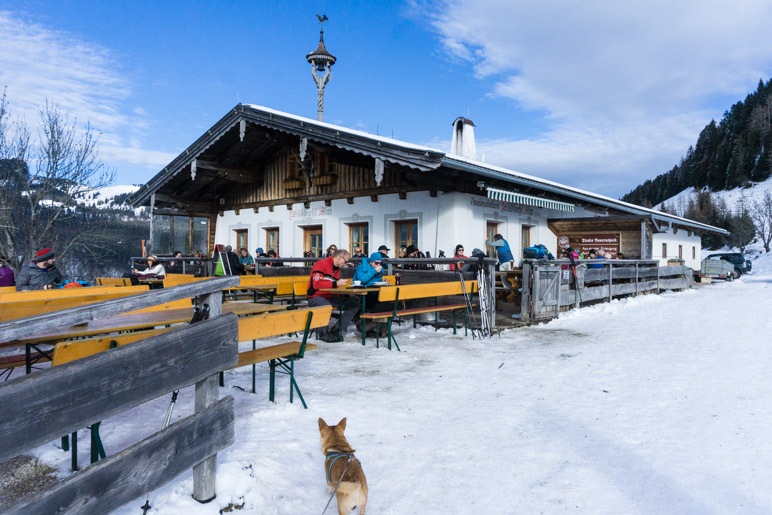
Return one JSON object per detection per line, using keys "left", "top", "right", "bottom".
{"left": 353, "top": 252, "right": 384, "bottom": 286}
{"left": 486, "top": 238, "right": 513, "bottom": 264}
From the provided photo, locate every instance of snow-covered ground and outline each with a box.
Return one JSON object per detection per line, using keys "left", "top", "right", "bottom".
{"left": 9, "top": 244, "right": 766, "bottom": 514}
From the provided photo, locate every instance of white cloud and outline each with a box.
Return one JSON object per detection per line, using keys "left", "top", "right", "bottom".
{"left": 0, "top": 11, "right": 166, "bottom": 182}
{"left": 422, "top": 0, "right": 772, "bottom": 196}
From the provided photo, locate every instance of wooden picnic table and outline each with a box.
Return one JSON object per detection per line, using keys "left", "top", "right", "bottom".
{"left": 318, "top": 286, "right": 383, "bottom": 335}
{"left": 3, "top": 302, "right": 287, "bottom": 374}
{"left": 222, "top": 283, "right": 279, "bottom": 303}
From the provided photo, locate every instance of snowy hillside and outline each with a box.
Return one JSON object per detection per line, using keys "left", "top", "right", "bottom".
{"left": 73, "top": 184, "right": 140, "bottom": 209}
{"left": 655, "top": 177, "right": 772, "bottom": 216}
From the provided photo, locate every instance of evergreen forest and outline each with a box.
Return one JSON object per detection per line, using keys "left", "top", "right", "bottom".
{"left": 622, "top": 78, "right": 772, "bottom": 206}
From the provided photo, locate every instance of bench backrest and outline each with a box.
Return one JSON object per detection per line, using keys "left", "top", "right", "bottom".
{"left": 293, "top": 281, "right": 308, "bottom": 298}
{"left": 0, "top": 286, "right": 151, "bottom": 323}
{"left": 238, "top": 275, "right": 308, "bottom": 288}
{"left": 237, "top": 305, "right": 332, "bottom": 343}
{"left": 51, "top": 328, "right": 172, "bottom": 366}
{"left": 163, "top": 274, "right": 206, "bottom": 287}
{"left": 377, "top": 280, "right": 477, "bottom": 302}
{"left": 96, "top": 277, "right": 132, "bottom": 287}
{"left": 126, "top": 298, "right": 193, "bottom": 314}
{"left": 0, "top": 285, "right": 148, "bottom": 303}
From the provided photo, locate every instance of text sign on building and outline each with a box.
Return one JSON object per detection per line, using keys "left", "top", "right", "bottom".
{"left": 560, "top": 234, "right": 619, "bottom": 257}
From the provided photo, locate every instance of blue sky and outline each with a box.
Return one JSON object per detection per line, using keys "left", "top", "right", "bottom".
{"left": 2, "top": 1, "right": 772, "bottom": 198}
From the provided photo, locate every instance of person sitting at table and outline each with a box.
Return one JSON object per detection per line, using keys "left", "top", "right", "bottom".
{"left": 16, "top": 248, "right": 66, "bottom": 290}
{"left": 353, "top": 252, "right": 384, "bottom": 287}
{"left": 449, "top": 244, "right": 468, "bottom": 272}
{"left": 353, "top": 253, "right": 390, "bottom": 335}
{"left": 306, "top": 249, "right": 358, "bottom": 343}
{"left": 168, "top": 250, "right": 184, "bottom": 273}
{"left": 0, "top": 254, "right": 15, "bottom": 287}
{"left": 239, "top": 248, "right": 254, "bottom": 270}
{"left": 265, "top": 249, "right": 283, "bottom": 267}
{"left": 132, "top": 255, "right": 166, "bottom": 281}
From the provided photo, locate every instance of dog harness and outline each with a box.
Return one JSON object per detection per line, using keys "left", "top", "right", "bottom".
{"left": 325, "top": 451, "right": 355, "bottom": 482}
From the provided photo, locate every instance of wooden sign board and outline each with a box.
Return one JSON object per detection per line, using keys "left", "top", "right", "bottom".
{"left": 558, "top": 234, "right": 620, "bottom": 258}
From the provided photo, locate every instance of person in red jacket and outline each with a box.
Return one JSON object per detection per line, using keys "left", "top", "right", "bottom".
{"left": 307, "top": 249, "right": 358, "bottom": 342}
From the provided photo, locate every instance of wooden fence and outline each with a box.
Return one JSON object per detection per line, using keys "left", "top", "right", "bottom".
{"left": 520, "top": 259, "right": 693, "bottom": 322}
{"left": 0, "top": 276, "right": 240, "bottom": 513}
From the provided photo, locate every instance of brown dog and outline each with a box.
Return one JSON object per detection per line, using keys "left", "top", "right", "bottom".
{"left": 318, "top": 417, "right": 368, "bottom": 515}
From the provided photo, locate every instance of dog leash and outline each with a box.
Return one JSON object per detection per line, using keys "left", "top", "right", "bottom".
{"left": 322, "top": 452, "right": 354, "bottom": 515}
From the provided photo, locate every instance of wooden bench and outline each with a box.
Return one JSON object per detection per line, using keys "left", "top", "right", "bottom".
{"left": 163, "top": 273, "right": 207, "bottom": 287}
{"left": 224, "top": 275, "right": 308, "bottom": 303}
{"left": 0, "top": 286, "right": 17, "bottom": 294}
{"left": 95, "top": 277, "right": 132, "bottom": 286}
{"left": 359, "top": 280, "right": 477, "bottom": 351}
{"left": 230, "top": 305, "right": 332, "bottom": 408}
{"left": 0, "top": 351, "right": 48, "bottom": 381}
{"left": 291, "top": 281, "right": 311, "bottom": 309}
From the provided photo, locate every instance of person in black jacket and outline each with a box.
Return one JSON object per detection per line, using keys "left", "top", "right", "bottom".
{"left": 223, "top": 245, "right": 245, "bottom": 275}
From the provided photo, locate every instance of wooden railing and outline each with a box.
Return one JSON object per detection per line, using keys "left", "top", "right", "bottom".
{"left": 0, "top": 276, "right": 240, "bottom": 512}
{"left": 520, "top": 260, "right": 692, "bottom": 322}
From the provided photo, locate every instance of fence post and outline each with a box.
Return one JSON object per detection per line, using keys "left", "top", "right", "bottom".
{"left": 487, "top": 259, "right": 497, "bottom": 331}
{"left": 192, "top": 291, "right": 223, "bottom": 503}
{"left": 521, "top": 262, "right": 531, "bottom": 323}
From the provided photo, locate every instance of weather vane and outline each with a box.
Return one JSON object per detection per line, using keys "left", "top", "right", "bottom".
{"left": 316, "top": 13, "right": 328, "bottom": 26}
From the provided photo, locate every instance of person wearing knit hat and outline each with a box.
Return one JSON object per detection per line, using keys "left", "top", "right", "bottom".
{"left": 131, "top": 255, "right": 167, "bottom": 281}
{"left": 16, "top": 247, "right": 66, "bottom": 290}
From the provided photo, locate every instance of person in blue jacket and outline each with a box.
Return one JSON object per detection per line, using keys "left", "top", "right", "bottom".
{"left": 485, "top": 233, "right": 514, "bottom": 270}
{"left": 353, "top": 252, "right": 384, "bottom": 286}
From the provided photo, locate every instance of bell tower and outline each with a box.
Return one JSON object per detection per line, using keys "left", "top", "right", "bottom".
{"left": 306, "top": 14, "right": 337, "bottom": 121}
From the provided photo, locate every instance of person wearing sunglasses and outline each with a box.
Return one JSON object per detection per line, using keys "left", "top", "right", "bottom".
{"left": 353, "top": 252, "right": 385, "bottom": 287}
{"left": 448, "top": 244, "right": 468, "bottom": 272}
{"left": 353, "top": 252, "right": 389, "bottom": 336}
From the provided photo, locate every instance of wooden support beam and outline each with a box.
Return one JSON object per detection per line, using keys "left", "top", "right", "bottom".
{"left": 195, "top": 160, "right": 260, "bottom": 184}
{"left": 154, "top": 194, "right": 214, "bottom": 213}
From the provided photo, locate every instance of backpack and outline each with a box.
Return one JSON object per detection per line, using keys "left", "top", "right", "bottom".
{"left": 523, "top": 244, "right": 555, "bottom": 260}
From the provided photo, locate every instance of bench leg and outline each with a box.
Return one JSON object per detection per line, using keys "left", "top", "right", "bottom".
{"left": 383, "top": 318, "right": 400, "bottom": 352}
{"left": 70, "top": 431, "right": 78, "bottom": 471}
{"left": 268, "top": 359, "right": 277, "bottom": 403}
{"left": 90, "top": 421, "right": 106, "bottom": 464}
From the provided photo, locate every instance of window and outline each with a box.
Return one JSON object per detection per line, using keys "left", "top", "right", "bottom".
{"left": 348, "top": 223, "right": 369, "bottom": 255}
{"left": 692, "top": 246, "right": 696, "bottom": 260}
{"left": 153, "top": 214, "right": 209, "bottom": 255}
{"left": 235, "top": 229, "right": 248, "bottom": 252}
{"left": 303, "top": 225, "right": 323, "bottom": 257}
{"left": 521, "top": 225, "right": 532, "bottom": 252}
{"left": 265, "top": 228, "right": 279, "bottom": 253}
{"left": 678, "top": 245, "right": 683, "bottom": 259}
{"left": 662, "top": 243, "right": 667, "bottom": 258}
{"left": 395, "top": 220, "right": 418, "bottom": 254}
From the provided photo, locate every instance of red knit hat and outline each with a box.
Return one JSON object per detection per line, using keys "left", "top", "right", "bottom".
{"left": 34, "top": 248, "right": 55, "bottom": 262}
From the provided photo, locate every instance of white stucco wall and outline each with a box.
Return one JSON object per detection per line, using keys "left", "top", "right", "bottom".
{"left": 214, "top": 191, "right": 575, "bottom": 262}
{"left": 652, "top": 229, "right": 702, "bottom": 270}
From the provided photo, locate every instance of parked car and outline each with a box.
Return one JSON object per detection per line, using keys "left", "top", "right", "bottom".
{"left": 704, "top": 252, "right": 752, "bottom": 279}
